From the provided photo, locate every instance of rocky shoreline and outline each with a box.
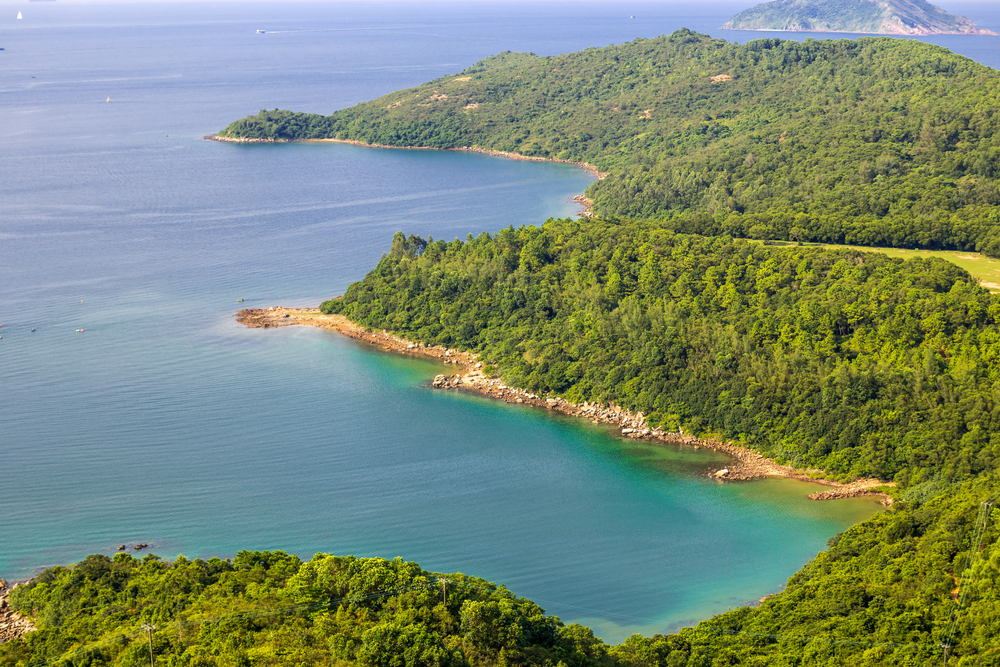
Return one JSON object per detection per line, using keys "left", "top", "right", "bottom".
{"left": 237, "top": 307, "right": 894, "bottom": 503}
{"left": 0, "top": 579, "right": 36, "bottom": 644}
{"left": 206, "top": 134, "right": 609, "bottom": 181}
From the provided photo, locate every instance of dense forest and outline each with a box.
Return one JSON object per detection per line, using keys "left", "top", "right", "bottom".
{"left": 2, "top": 473, "right": 997, "bottom": 666}
{"left": 218, "top": 31, "right": 1000, "bottom": 255}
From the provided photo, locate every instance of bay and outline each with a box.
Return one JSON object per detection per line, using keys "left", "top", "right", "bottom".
{"left": 2, "top": 0, "right": 995, "bottom": 643}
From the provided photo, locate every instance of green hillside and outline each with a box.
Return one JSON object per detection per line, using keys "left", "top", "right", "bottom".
{"left": 218, "top": 31, "right": 1000, "bottom": 256}
{"left": 721, "top": 0, "right": 997, "bottom": 36}
{"left": 2, "top": 475, "right": 998, "bottom": 666}
{"left": 322, "top": 219, "right": 1000, "bottom": 486}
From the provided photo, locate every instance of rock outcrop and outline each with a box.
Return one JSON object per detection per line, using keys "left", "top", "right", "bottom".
{"left": 0, "top": 580, "right": 36, "bottom": 644}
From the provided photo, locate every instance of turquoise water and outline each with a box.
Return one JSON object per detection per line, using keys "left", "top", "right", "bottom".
{"left": 3, "top": 1, "right": 996, "bottom": 643}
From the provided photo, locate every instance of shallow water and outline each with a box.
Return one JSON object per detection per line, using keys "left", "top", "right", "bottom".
{"left": 3, "top": 0, "right": 994, "bottom": 642}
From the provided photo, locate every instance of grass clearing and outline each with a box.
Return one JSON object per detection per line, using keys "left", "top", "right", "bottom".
{"left": 760, "top": 241, "right": 1000, "bottom": 292}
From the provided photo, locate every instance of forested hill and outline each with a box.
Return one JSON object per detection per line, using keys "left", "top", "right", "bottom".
{"left": 3, "top": 472, "right": 999, "bottom": 667}
{"left": 218, "top": 31, "right": 1000, "bottom": 255}
{"left": 322, "top": 220, "right": 1000, "bottom": 487}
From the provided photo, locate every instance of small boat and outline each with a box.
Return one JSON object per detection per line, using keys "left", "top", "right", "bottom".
{"left": 257, "top": 29, "right": 265, "bottom": 34}
{"left": 31, "top": 328, "right": 36, "bottom": 332}
{"left": 106, "top": 97, "right": 110, "bottom": 103}
{"left": 237, "top": 299, "right": 244, "bottom": 302}
{"left": 17, "top": 11, "right": 23, "bottom": 19}
{"left": 76, "top": 328, "right": 85, "bottom": 332}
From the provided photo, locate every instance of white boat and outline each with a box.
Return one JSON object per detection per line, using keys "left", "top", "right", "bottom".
{"left": 17, "top": 11, "right": 23, "bottom": 19}
{"left": 257, "top": 29, "right": 265, "bottom": 34}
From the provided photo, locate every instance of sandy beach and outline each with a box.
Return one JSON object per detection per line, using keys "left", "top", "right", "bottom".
{"left": 237, "top": 307, "right": 893, "bottom": 504}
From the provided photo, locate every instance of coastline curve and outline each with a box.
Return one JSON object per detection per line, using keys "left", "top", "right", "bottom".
{"left": 236, "top": 307, "right": 894, "bottom": 504}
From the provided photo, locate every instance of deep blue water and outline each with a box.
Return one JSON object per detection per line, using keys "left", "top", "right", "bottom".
{"left": 2, "top": 1, "right": 996, "bottom": 643}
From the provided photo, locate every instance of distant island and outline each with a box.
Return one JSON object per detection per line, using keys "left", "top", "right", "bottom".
{"left": 721, "top": 0, "right": 997, "bottom": 35}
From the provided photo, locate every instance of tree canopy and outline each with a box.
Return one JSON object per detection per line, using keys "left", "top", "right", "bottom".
{"left": 323, "top": 218, "right": 1000, "bottom": 486}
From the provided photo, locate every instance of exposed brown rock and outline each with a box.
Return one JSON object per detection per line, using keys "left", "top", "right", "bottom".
{"left": 0, "top": 581, "right": 37, "bottom": 644}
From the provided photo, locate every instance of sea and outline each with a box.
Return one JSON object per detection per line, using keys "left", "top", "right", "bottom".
{"left": 2, "top": 0, "right": 998, "bottom": 643}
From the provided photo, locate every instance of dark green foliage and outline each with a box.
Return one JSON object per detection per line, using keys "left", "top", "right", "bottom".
{"left": 220, "top": 109, "right": 331, "bottom": 141}
{"left": 323, "top": 219, "right": 1000, "bottom": 484}
{"left": 3, "top": 479, "right": 999, "bottom": 666}
{"left": 1, "top": 552, "right": 616, "bottom": 667}
{"left": 218, "top": 32, "right": 1000, "bottom": 256}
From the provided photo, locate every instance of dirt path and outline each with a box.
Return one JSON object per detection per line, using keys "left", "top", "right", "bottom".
{"left": 237, "top": 307, "right": 894, "bottom": 503}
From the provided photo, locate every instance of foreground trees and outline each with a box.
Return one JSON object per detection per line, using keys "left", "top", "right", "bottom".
{"left": 4, "top": 477, "right": 998, "bottom": 667}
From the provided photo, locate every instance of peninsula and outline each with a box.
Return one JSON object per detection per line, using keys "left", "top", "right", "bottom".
{"left": 215, "top": 31, "right": 1000, "bottom": 258}
{"left": 722, "top": 0, "right": 997, "bottom": 35}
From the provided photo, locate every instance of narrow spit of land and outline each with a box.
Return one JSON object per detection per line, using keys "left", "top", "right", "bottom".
{"left": 237, "top": 307, "right": 894, "bottom": 504}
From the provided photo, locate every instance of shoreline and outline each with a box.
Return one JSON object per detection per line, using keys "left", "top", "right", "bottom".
{"left": 207, "top": 134, "right": 607, "bottom": 216}
{"left": 236, "top": 307, "right": 893, "bottom": 504}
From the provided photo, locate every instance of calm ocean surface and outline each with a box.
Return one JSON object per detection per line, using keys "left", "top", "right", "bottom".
{"left": 2, "top": 1, "right": 997, "bottom": 642}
